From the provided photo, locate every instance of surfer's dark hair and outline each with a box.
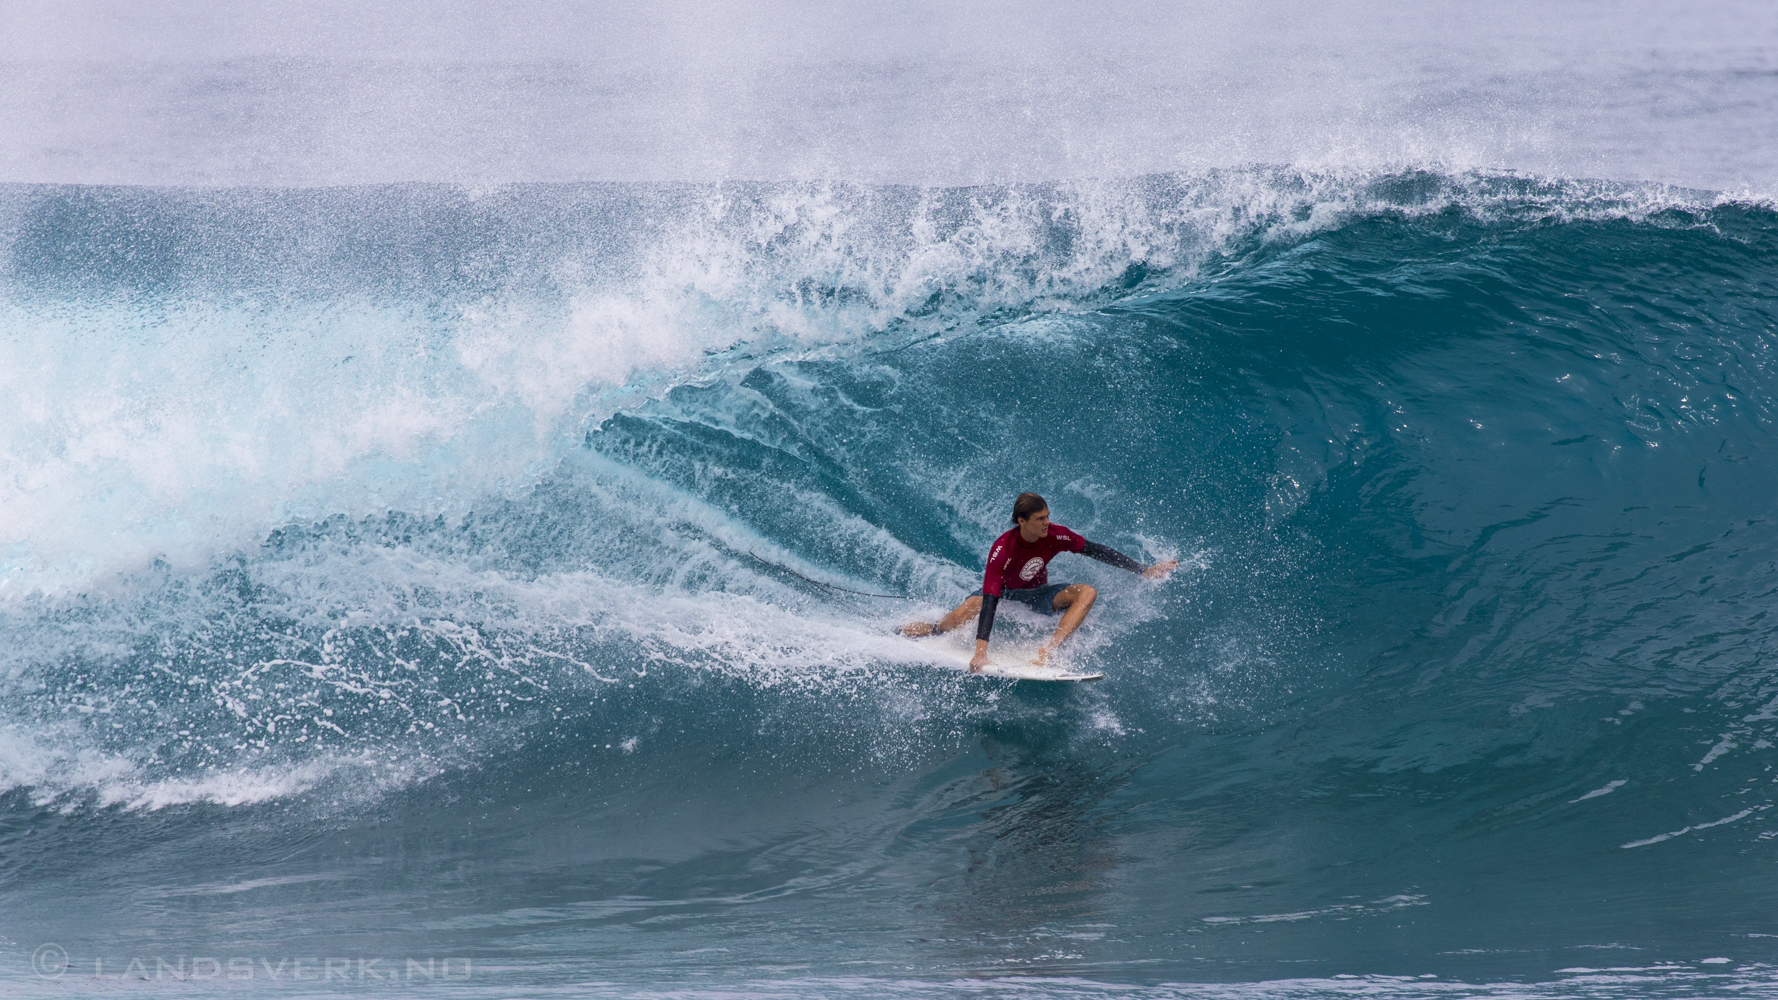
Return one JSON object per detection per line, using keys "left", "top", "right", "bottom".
{"left": 1011, "top": 492, "right": 1048, "bottom": 524}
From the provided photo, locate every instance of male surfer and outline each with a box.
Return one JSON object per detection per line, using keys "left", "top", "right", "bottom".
{"left": 899, "top": 492, "right": 1178, "bottom": 670}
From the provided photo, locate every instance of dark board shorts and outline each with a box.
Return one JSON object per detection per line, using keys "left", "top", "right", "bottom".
{"left": 975, "top": 582, "right": 1072, "bottom": 616}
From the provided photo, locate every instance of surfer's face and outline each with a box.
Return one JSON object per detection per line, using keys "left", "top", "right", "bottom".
{"left": 1018, "top": 508, "right": 1051, "bottom": 541}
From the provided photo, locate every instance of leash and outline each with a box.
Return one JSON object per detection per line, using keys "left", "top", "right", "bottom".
{"left": 746, "top": 551, "right": 914, "bottom": 600}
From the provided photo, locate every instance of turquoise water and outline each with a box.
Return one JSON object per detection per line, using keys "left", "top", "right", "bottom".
{"left": 2, "top": 171, "right": 1776, "bottom": 995}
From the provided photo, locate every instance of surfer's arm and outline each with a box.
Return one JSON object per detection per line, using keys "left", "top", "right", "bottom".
{"left": 972, "top": 533, "right": 1020, "bottom": 669}
{"left": 970, "top": 594, "right": 1000, "bottom": 668}
{"left": 1082, "top": 541, "right": 1143, "bottom": 573}
{"left": 1083, "top": 540, "right": 1179, "bottom": 579}
{"left": 975, "top": 594, "right": 1000, "bottom": 642}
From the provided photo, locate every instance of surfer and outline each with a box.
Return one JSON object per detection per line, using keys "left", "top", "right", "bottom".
{"left": 899, "top": 492, "right": 1177, "bottom": 670}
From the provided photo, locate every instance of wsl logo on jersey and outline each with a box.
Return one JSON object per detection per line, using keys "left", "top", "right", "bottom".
{"left": 1019, "top": 557, "right": 1045, "bottom": 581}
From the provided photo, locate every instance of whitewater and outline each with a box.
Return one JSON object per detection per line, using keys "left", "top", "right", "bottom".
{"left": 3, "top": 2, "right": 1778, "bottom": 997}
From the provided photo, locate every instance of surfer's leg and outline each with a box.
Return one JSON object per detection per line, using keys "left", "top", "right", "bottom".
{"left": 1034, "top": 585, "right": 1096, "bottom": 664}
{"left": 899, "top": 596, "right": 981, "bottom": 637}
{"left": 934, "top": 595, "right": 983, "bottom": 634}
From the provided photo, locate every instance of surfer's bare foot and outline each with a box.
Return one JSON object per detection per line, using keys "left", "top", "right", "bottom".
{"left": 896, "top": 621, "right": 937, "bottom": 637}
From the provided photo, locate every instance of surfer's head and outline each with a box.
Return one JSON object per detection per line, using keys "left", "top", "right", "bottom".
{"left": 1012, "top": 492, "right": 1050, "bottom": 539}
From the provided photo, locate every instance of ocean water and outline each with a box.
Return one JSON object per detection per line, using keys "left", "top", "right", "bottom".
{"left": 5, "top": 4, "right": 1778, "bottom": 999}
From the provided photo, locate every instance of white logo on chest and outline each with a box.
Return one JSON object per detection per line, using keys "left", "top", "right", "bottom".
{"left": 1018, "top": 557, "right": 1045, "bottom": 581}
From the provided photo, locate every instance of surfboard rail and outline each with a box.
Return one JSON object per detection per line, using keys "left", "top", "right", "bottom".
{"left": 966, "top": 663, "right": 1103, "bottom": 682}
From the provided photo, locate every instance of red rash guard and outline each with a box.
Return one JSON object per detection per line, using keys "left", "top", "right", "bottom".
{"left": 981, "top": 524, "right": 1086, "bottom": 597}
{"left": 973, "top": 525, "right": 1144, "bottom": 643}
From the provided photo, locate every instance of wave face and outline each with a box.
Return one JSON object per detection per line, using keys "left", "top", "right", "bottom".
{"left": 2, "top": 171, "right": 1778, "bottom": 995}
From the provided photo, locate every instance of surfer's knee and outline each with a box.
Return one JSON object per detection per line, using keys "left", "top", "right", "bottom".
{"left": 1072, "top": 584, "right": 1097, "bottom": 608}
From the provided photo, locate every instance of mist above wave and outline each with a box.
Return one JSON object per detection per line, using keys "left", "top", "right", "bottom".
{"left": 3, "top": 1, "right": 1775, "bottom": 191}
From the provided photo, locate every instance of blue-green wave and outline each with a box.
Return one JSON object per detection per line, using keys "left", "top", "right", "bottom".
{"left": 2, "top": 170, "right": 1776, "bottom": 994}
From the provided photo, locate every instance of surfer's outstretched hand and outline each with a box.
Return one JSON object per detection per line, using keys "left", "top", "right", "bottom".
{"left": 1144, "top": 558, "right": 1180, "bottom": 580}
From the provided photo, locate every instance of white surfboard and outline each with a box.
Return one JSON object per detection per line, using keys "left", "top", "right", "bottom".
{"left": 928, "top": 640, "right": 1102, "bottom": 682}
{"left": 964, "top": 662, "right": 1103, "bottom": 682}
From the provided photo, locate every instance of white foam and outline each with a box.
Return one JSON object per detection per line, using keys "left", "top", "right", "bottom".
{"left": 0, "top": 718, "right": 432, "bottom": 812}
{"left": 1621, "top": 804, "right": 1772, "bottom": 849}
{"left": 97, "top": 758, "right": 341, "bottom": 811}
{"left": 0, "top": 296, "right": 554, "bottom": 596}
{"left": 1570, "top": 779, "right": 1627, "bottom": 803}
{"left": 1201, "top": 894, "right": 1429, "bottom": 926}
{"left": 0, "top": 723, "right": 139, "bottom": 809}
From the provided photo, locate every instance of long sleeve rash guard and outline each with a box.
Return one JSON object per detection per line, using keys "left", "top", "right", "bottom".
{"left": 974, "top": 525, "right": 1145, "bottom": 642}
